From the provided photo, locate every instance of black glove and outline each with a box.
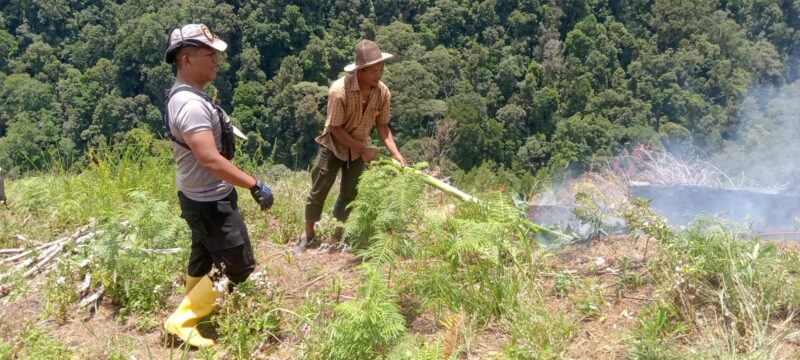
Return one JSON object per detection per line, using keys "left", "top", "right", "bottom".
{"left": 250, "top": 180, "right": 274, "bottom": 210}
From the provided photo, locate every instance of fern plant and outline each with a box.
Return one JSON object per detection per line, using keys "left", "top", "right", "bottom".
{"left": 400, "top": 194, "right": 542, "bottom": 321}
{"left": 345, "top": 161, "right": 427, "bottom": 263}
{"left": 319, "top": 265, "right": 406, "bottom": 360}
{"left": 88, "top": 193, "right": 187, "bottom": 315}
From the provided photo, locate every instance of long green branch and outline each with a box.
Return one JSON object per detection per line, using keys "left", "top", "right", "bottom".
{"left": 374, "top": 159, "right": 571, "bottom": 242}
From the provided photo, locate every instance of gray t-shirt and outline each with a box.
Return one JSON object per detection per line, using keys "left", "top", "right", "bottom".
{"left": 167, "top": 82, "right": 233, "bottom": 202}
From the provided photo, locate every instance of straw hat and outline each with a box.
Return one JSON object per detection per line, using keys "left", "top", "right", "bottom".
{"left": 343, "top": 40, "right": 395, "bottom": 72}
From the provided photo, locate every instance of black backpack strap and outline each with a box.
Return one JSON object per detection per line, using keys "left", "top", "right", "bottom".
{"left": 164, "top": 85, "right": 215, "bottom": 151}
{"left": 164, "top": 86, "right": 236, "bottom": 160}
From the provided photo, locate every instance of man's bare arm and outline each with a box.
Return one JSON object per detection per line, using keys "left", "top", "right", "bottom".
{"left": 329, "top": 125, "right": 366, "bottom": 153}
{"left": 329, "top": 125, "right": 379, "bottom": 162}
{"left": 377, "top": 123, "right": 406, "bottom": 165}
{"left": 184, "top": 130, "right": 256, "bottom": 189}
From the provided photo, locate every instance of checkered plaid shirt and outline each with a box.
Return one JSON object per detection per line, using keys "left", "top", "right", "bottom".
{"left": 315, "top": 74, "right": 391, "bottom": 161}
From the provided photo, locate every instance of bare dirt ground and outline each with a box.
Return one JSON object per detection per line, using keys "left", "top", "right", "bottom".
{"left": 3, "top": 231, "right": 796, "bottom": 359}
{"left": 552, "top": 236, "right": 654, "bottom": 359}
{"left": 0, "top": 231, "right": 365, "bottom": 359}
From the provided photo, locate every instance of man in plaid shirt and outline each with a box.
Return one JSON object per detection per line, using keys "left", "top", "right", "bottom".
{"left": 295, "top": 40, "right": 406, "bottom": 254}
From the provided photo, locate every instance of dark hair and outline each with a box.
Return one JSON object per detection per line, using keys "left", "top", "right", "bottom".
{"left": 173, "top": 46, "right": 207, "bottom": 67}
{"left": 165, "top": 27, "right": 212, "bottom": 64}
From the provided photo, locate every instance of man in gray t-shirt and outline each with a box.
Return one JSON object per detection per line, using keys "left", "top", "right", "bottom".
{"left": 161, "top": 23, "right": 274, "bottom": 349}
{"left": 167, "top": 83, "right": 233, "bottom": 201}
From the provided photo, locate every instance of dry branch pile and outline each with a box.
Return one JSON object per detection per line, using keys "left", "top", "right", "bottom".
{"left": 0, "top": 220, "right": 103, "bottom": 304}
{"left": 613, "top": 145, "right": 785, "bottom": 193}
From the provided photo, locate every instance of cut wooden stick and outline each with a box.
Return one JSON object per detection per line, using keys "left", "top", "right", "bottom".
{"left": 1, "top": 223, "right": 96, "bottom": 283}
{"left": 79, "top": 274, "right": 92, "bottom": 296}
{"left": 1, "top": 237, "right": 69, "bottom": 265}
{"left": 80, "top": 287, "right": 104, "bottom": 307}
{"left": 23, "top": 242, "right": 67, "bottom": 278}
{"left": 0, "top": 248, "right": 25, "bottom": 254}
{"left": 298, "top": 264, "right": 352, "bottom": 290}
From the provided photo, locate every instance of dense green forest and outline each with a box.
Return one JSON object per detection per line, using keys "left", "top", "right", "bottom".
{"left": 1, "top": 0, "right": 799, "bottom": 178}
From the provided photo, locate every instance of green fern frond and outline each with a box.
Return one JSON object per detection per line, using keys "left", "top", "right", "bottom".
{"left": 357, "top": 232, "right": 398, "bottom": 265}
{"left": 320, "top": 265, "right": 406, "bottom": 359}
{"left": 346, "top": 164, "right": 426, "bottom": 250}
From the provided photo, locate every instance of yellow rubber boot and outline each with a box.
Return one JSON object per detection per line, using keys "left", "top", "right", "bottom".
{"left": 185, "top": 275, "right": 203, "bottom": 294}
{"left": 164, "top": 275, "right": 220, "bottom": 348}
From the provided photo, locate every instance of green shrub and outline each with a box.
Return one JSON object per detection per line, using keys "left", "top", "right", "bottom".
{"left": 629, "top": 302, "right": 685, "bottom": 360}
{"left": 88, "top": 194, "right": 187, "bottom": 315}
{"left": 320, "top": 266, "right": 406, "bottom": 359}
{"left": 214, "top": 279, "right": 283, "bottom": 359}
{"left": 43, "top": 258, "right": 81, "bottom": 324}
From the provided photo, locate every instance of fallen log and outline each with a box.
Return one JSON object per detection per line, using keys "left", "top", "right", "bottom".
{"left": 79, "top": 287, "right": 104, "bottom": 307}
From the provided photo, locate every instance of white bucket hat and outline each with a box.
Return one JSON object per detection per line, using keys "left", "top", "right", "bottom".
{"left": 165, "top": 24, "right": 227, "bottom": 64}
{"left": 343, "top": 40, "right": 395, "bottom": 72}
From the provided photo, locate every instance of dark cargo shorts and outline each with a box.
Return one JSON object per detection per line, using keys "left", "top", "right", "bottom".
{"left": 178, "top": 190, "right": 255, "bottom": 284}
{"left": 304, "top": 146, "right": 365, "bottom": 223}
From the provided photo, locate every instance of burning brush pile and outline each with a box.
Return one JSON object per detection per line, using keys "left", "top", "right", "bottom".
{"left": 530, "top": 145, "right": 800, "bottom": 238}
{"left": 618, "top": 145, "right": 800, "bottom": 233}
{"left": 615, "top": 145, "right": 787, "bottom": 193}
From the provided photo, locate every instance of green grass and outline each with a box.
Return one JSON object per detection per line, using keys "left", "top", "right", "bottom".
{"left": 7, "top": 324, "right": 72, "bottom": 359}
{"left": 623, "top": 198, "right": 800, "bottom": 356}
{"left": 502, "top": 289, "right": 576, "bottom": 359}
{"left": 573, "top": 279, "right": 606, "bottom": 320}
{"left": 213, "top": 279, "right": 283, "bottom": 359}
{"left": 4, "top": 141, "right": 800, "bottom": 358}
{"left": 629, "top": 302, "right": 686, "bottom": 360}
{"left": 2, "top": 136, "right": 188, "bottom": 315}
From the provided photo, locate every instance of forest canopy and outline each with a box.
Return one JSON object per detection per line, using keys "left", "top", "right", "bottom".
{"left": 0, "top": 0, "right": 798, "bottom": 179}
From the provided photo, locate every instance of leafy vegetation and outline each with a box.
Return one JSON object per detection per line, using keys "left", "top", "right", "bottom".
{"left": 1, "top": 143, "right": 800, "bottom": 357}
{"left": 319, "top": 266, "right": 406, "bottom": 359}
{"left": 2, "top": 0, "right": 799, "bottom": 184}
{"left": 2, "top": 0, "right": 800, "bottom": 357}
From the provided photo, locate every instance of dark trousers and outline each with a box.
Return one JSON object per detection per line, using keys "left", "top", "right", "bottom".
{"left": 305, "top": 146, "right": 365, "bottom": 223}
{"left": 178, "top": 190, "right": 255, "bottom": 284}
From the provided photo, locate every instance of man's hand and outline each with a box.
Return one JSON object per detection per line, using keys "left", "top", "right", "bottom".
{"left": 250, "top": 180, "right": 274, "bottom": 211}
{"left": 394, "top": 154, "right": 407, "bottom": 166}
{"left": 361, "top": 147, "right": 379, "bottom": 164}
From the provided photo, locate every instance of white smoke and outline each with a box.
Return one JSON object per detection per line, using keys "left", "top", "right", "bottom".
{"left": 714, "top": 80, "right": 800, "bottom": 194}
